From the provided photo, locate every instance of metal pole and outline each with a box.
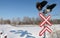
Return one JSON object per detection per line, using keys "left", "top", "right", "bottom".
{"left": 43, "top": 27, "right": 46, "bottom": 38}
{"left": 43, "top": 14, "right": 46, "bottom": 38}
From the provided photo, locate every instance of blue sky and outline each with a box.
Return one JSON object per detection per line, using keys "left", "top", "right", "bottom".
{"left": 0, "top": 0, "right": 60, "bottom": 19}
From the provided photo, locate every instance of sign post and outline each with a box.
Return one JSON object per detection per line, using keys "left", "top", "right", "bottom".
{"left": 39, "top": 13, "right": 52, "bottom": 38}
{"left": 36, "top": 1, "right": 56, "bottom": 38}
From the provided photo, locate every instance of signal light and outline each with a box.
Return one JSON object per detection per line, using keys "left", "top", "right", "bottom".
{"left": 47, "top": 4, "right": 56, "bottom": 11}
{"left": 43, "top": 4, "right": 56, "bottom": 14}
{"left": 36, "top": 1, "right": 48, "bottom": 11}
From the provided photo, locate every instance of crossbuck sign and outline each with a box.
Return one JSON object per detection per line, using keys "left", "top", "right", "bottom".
{"left": 39, "top": 13, "right": 52, "bottom": 36}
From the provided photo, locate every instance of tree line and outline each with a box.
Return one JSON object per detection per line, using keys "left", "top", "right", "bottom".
{"left": 0, "top": 17, "right": 60, "bottom": 25}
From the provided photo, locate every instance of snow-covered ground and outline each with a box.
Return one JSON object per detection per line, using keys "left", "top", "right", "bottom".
{"left": 0, "top": 24, "right": 60, "bottom": 38}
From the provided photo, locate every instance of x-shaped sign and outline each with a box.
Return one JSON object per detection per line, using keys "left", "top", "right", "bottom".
{"left": 39, "top": 26, "right": 52, "bottom": 36}
{"left": 39, "top": 13, "right": 52, "bottom": 27}
{"left": 39, "top": 13, "right": 52, "bottom": 36}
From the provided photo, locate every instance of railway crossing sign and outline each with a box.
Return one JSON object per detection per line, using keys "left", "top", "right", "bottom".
{"left": 39, "top": 13, "right": 52, "bottom": 36}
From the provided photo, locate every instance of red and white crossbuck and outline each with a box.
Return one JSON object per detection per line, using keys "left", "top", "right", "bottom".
{"left": 39, "top": 13, "right": 52, "bottom": 36}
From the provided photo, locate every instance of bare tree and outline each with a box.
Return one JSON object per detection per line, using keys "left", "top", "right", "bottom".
{"left": 0, "top": 18, "right": 4, "bottom": 24}
{"left": 35, "top": 17, "right": 41, "bottom": 24}
{"left": 11, "top": 17, "right": 16, "bottom": 26}
{"left": 3, "top": 19, "right": 10, "bottom": 24}
{"left": 22, "top": 17, "right": 32, "bottom": 24}
{"left": 31, "top": 17, "right": 36, "bottom": 24}
{"left": 15, "top": 17, "right": 21, "bottom": 25}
